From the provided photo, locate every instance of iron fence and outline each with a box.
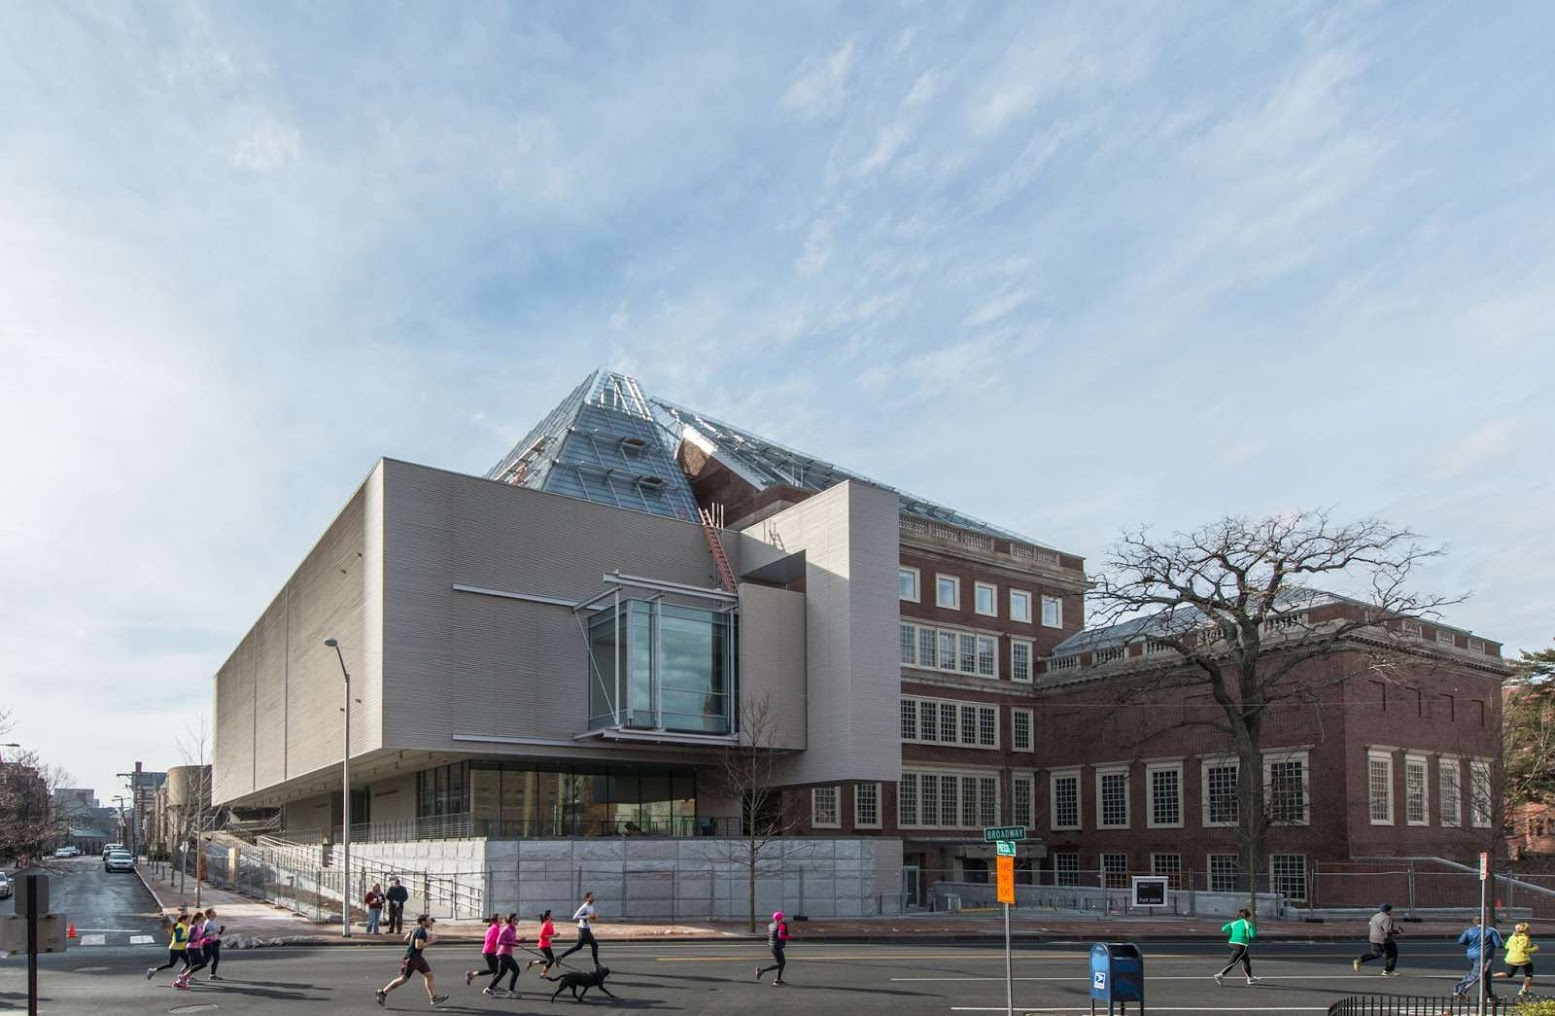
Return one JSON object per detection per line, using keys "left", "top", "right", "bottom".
{"left": 1326, "top": 994, "right": 1525, "bottom": 1015}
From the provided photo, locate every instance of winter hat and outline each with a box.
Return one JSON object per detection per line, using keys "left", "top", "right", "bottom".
{"left": 772, "top": 911, "right": 784, "bottom": 922}
{"left": 1379, "top": 903, "right": 1392, "bottom": 912}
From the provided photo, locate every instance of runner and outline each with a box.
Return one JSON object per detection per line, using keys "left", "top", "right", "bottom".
{"left": 376, "top": 914, "right": 448, "bottom": 1007}
{"left": 754, "top": 910, "right": 790, "bottom": 985}
{"left": 202, "top": 909, "right": 226, "bottom": 980}
{"left": 1352, "top": 903, "right": 1401, "bottom": 975}
{"left": 1212, "top": 908, "right": 1259, "bottom": 985}
{"left": 464, "top": 914, "right": 501, "bottom": 988}
{"left": 526, "top": 909, "right": 557, "bottom": 975}
{"left": 174, "top": 912, "right": 208, "bottom": 989}
{"left": 1453, "top": 915, "right": 1503, "bottom": 1000}
{"left": 386, "top": 877, "right": 410, "bottom": 935}
{"left": 145, "top": 914, "right": 190, "bottom": 981}
{"left": 487, "top": 913, "right": 523, "bottom": 997}
{"left": 556, "top": 892, "right": 600, "bottom": 967}
{"left": 1496, "top": 921, "right": 1540, "bottom": 996}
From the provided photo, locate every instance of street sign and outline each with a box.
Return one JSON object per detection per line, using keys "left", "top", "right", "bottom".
{"left": 0, "top": 915, "right": 67, "bottom": 954}
{"left": 996, "top": 855, "right": 1015, "bottom": 903}
{"left": 996, "top": 840, "right": 1017, "bottom": 857}
{"left": 1131, "top": 875, "right": 1169, "bottom": 908}
{"left": 1480, "top": 851, "right": 1490, "bottom": 881}
{"left": 984, "top": 825, "right": 1026, "bottom": 843}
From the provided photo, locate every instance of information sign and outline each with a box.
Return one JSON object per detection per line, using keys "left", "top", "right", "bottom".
{"left": 983, "top": 826, "right": 1026, "bottom": 843}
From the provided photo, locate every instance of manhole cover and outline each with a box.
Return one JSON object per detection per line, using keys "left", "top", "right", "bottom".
{"left": 169, "top": 1006, "right": 219, "bottom": 1014}
{"left": 72, "top": 966, "right": 110, "bottom": 972}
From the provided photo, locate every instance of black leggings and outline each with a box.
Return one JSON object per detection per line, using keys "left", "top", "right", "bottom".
{"left": 1218, "top": 945, "right": 1253, "bottom": 978}
{"left": 492, "top": 954, "right": 521, "bottom": 991}
{"left": 206, "top": 941, "right": 221, "bottom": 975}
{"left": 473, "top": 952, "right": 498, "bottom": 976}
{"left": 757, "top": 944, "right": 786, "bottom": 980}
{"left": 185, "top": 946, "right": 208, "bottom": 975}
{"left": 153, "top": 949, "right": 191, "bottom": 973}
{"left": 558, "top": 928, "right": 598, "bottom": 966}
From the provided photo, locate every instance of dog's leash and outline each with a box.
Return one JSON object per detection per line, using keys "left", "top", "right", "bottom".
{"left": 519, "top": 943, "right": 580, "bottom": 972}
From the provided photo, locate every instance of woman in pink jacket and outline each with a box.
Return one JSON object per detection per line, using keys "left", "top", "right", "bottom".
{"left": 464, "top": 915, "right": 502, "bottom": 989}
{"left": 486, "top": 913, "right": 523, "bottom": 997}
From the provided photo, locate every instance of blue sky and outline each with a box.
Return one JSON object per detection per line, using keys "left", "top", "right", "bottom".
{"left": 2, "top": 3, "right": 1552, "bottom": 797}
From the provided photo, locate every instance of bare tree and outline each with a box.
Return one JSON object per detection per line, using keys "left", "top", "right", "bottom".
{"left": 1504, "top": 641, "right": 1555, "bottom": 808}
{"left": 1090, "top": 510, "right": 1457, "bottom": 913}
{"left": 709, "top": 692, "right": 802, "bottom": 932}
{"left": 172, "top": 719, "right": 216, "bottom": 904}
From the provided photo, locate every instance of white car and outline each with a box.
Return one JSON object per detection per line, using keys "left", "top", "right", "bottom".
{"left": 104, "top": 850, "right": 135, "bottom": 873}
{"left": 0, "top": 872, "right": 11, "bottom": 898}
{"left": 53, "top": 846, "right": 79, "bottom": 858}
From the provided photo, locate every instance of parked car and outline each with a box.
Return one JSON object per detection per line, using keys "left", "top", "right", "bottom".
{"left": 0, "top": 872, "right": 12, "bottom": 898}
{"left": 104, "top": 850, "right": 135, "bottom": 873}
{"left": 102, "top": 842, "right": 124, "bottom": 858}
{"left": 52, "top": 846, "right": 79, "bottom": 858}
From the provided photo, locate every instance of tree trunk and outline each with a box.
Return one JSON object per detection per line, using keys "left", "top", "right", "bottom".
{"left": 748, "top": 837, "right": 758, "bottom": 933}
{"left": 1236, "top": 712, "right": 1266, "bottom": 919}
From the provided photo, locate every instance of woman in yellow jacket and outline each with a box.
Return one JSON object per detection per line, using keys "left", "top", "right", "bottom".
{"left": 1496, "top": 922, "right": 1540, "bottom": 996}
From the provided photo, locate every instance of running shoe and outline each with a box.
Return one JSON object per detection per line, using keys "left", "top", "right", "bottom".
{"left": 431, "top": 994, "right": 450, "bottom": 1005}
{"left": 1212, "top": 973, "right": 1223, "bottom": 985}
{"left": 466, "top": 970, "right": 476, "bottom": 986}
{"left": 1352, "top": 958, "right": 1361, "bottom": 972}
{"left": 376, "top": 988, "right": 387, "bottom": 1007}
{"left": 755, "top": 966, "right": 762, "bottom": 982}
{"left": 145, "top": 967, "right": 155, "bottom": 980}
{"left": 1381, "top": 970, "right": 1399, "bottom": 977}
{"left": 1247, "top": 976, "right": 1260, "bottom": 984}
{"left": 772, "top": 979, "right": 786, "bottom": 986}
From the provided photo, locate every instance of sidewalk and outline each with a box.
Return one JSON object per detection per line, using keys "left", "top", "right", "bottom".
{"left": 133, "top": 866, "right": 1491, "bottom": 948}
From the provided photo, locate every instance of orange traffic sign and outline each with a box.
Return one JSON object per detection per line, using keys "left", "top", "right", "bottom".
{"left": 996, "top": 855, "right": 1015, "bottom": 904}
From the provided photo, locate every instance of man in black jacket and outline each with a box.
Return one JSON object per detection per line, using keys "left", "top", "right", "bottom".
{"left": 385, "top": 878, "right": 410, "bottom": 936}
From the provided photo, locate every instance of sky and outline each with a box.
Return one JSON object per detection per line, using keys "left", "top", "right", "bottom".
{"left": 2, "top": 2, "right": 1552, "bottom": 802}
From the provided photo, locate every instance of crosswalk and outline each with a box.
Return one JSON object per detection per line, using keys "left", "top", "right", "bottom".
{"left": 72, "top": 932, "right": 158, "bottom": 947}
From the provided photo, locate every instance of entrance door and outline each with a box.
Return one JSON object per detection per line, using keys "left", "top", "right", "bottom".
{"left": 902, "top": 864, "right": 922, "bottom": 908}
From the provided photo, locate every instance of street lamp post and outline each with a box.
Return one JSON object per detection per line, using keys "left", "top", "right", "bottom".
{"left": 324, "top": 637, "right": 352, "bottom": 938}
{"left": 116, "top": 772, "right": 139, "bottom": 859}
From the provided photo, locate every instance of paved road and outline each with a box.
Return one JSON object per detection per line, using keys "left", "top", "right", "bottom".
{"left": 0, "top": 856, "right": 164, "bottom": 946}
{"left": 0, "top": 937, "right": 1509, "bottom": 1015}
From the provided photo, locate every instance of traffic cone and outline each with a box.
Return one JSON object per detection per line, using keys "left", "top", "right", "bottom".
{"left": 67, "top": 922, "right": 76, "bottom": 939}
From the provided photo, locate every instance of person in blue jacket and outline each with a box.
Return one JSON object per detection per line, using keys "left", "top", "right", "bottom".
{"left": 1454, "top": 915, "right": 1504, "bottom": 1000}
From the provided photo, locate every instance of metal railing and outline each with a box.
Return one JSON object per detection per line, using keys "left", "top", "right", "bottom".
{"left": 1327, "top": 995, "right": 1522, "bottom": 1015}
{"left": 290, "top": 814, "right": 710, "bottom": 844}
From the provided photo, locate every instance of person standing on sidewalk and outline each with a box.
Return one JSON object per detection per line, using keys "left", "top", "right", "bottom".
{"left": 556, "top": 892, "right": 600, "bottom": 967}
{"left": 1453, "top": 915, "right": 1504, "bottom": 1000}
{"left": 526, "top": 909, "right": 557, "bottom": 975}
{"left": 365, "top": 883, "right": 386, "bottom": 935}
{"left": 1212, "top": 908, "right": 1259, "bottom": 986}
{"left": 754, "top": 910, "right": 791, "bottom": 986}
{"left": 464, "top": 915, "right": 501, "bottom": 989}
{"left": 376, "top": 914, "right": 448, "bottom": 1007}
{"left": 1353, "top": 903, "right": 1402, "bottom": 975}
{"left": 385, "top": 877, "right": 410, "bottom": 936}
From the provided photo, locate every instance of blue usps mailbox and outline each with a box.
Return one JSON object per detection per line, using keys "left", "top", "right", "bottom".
{"left": 1089, "top": 942, "right": 1144, "bottom": 1014}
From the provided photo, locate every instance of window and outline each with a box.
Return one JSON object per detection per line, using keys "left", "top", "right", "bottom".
{"left": 1011, "top": 708, "right": 1033, "bottom": 752}
{"left": 1470, "top": 759, "right": 1492, "bottom": 828}
{"left": 921, "top": 773, "right": 938, "bottom": 826}
{"left": 1148, "top": 763, "right": 1183, "bottom": 828}
{"left": 1012, "top": 772, "right": 1034, "bottom": 828}
{"left": 1270, "top": 854, "right": 1307, "bottom": 902}
{"left": 959, "top": 633, "right": 977, "bottom": 673}
{"left": 978, "top": 706, "right": 998, "bottom": 748}
{"left": 1011, "top": 640, "right": 1032, "bottom": 683}
{"left": 1054, "top": 851, "right": 1079, "bottom": 887}
{"left": 1368, "top": 751, "right": 1394, "bottom": 825}
{"left": 1440, "top": 757, "right": 1461, "bottom": 826}
{"left": 976, "top": 635, "right": 998, "bottom": 677}
{"left": 811, "top": 786, "right": 839, "bottom": 828}
{"left": 1152, "top": 853, "right": 1182, "bottom": 890}
{"left": 961, "top": 704, "right": 977, "bottom": 745}
{"left": 899, "top": 623, "right": 916, "bottom": 665}
{"left": 1437, "top": 629, "right": 1457, "bottom": 646}
{"left": 1203, "top": 758, "right": 1239, "bottom": 827}
{"left": 899, "top": 773, "right": 918, "bottom": 826}
{"left": 855, "top": 783, "right": 880, "bottom": 828}
{"left": 940, "top": 702, "right": 958, "bottom": 743}
{"left": 1010, "top": 590, "right": 1032, "bottom": 623}
{"left": 899, "top": 699, "right": 918, "bottom": 740}
{"left": 918, "top": 628, "right": 936, "bottom": 668}
{"left": 919, "top": 700, "right": 938, "bottom": 742}
{"left": 978, "top": 775, "right": 998, "bottom": 825}
{"left": 1041, "top": 595, "right": 1063, "bottom": 628}
{"left": 899, "top": 769, "right": 1002, "bottom": 830}
{"left": 936, "top": 575, "right": 960, "bottom": 609}
{"left": 1405, "top": 755, "right": 1428, "bottom": 826}
{"left": 901, "top": 697, "right": 1000, "bottom": 749}
{"left": 1209, "top": 854, "right": 1242, "bottom": 893}
{"left": 1101, "top": 852, "right": 1129, "bottom": 889}
{"left": 899, "top": 567, "right": 920, "bottom": 602}
{"left": 974, "top": 582, "right": 997, "bottom": 617}
{"left": 587, "top": 598, "right": 733, "bottom": 734}
{"left": 1400, "top": 619, "right": 1422, "bottom": 636}
{"left": 937, "top": 630, "right": 956, "bottom": 670}
{"left": 1051, "top": 770, "right": 1081, "bottom": 830}
{"left": 1265, "top": 751, "right": 1309, "bottom": 826}
{"left": 1097, "top": 767, "right": 1130, "bottom": 829}
{"left": 1469, "top": 637, "right": 1486, "bottom": 653}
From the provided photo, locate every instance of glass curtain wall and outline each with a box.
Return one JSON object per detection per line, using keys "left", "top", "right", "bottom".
{"left": 423, "top": 761, "right": 697, "bottom": 838}
{"left": 587, "top": 598, "right": 735, "bottom": 734}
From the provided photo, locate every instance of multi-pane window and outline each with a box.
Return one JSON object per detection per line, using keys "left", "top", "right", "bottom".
{"left": 1054, "top": 851, "right": 1080, "bottom": 887}
{"left": 918, "top": 628, "right": 936, "bottom": 668}
{"left": 1271, "top": 854, "right": 1307, "bottom": 902}
{"left": 921, "top": 773, "right": 938, "bottom": 826}
{"left": 1368, "top": 752, "right": 1394, "bottom": 824}
{"left": 1012, "top": 772, "right": 1034, "bottom": 828}
{"left": 1041, "top": 595, "right": 1063, "bottom": 628}
{"left": 1405, "top": 756, "right": 1428, "bottom": 826}
{"left": 812, "top": 786, "right": 839, "bottom": 827}
{"left": 1204, "top": 760, "right": 1239, "bottom": 826}
{"left": 1051, "top": 771, "right": 1081, "bottom": 830}
{"left": 959, "top": 633, "right": 978, "bottom": 673}
{"left": 1098, "top": 768, "right": 1130, "bottom": 829}
{"left": 1266, "top": 753, "right": 1309, "bottom": 825}
{"left": 919, "top": 700, "right": 937, "bottom": 741}
{"left": 941, "top": 774, "right": 960, "bottom": 826}
{"left": 940, "top": 703, "right": 958, "bottom": 743}
{"left": 1440, "top": 757, "right": 1461, "bottom": 826}
{"left": 1470, "top": 759, "right": 1493, "bottom": 827}
{"left": 1010, "top": 590, "right": 1032, "bottom": 623}
{"left": 1011, "top": 640, "right": 1032, "bottom": 683}
{"left": 1151, "top": 853, "right": 1182, "bottom": 890}
{"left": 899, "top": 567, "right": 920, "bottom": 602}
{"left": 1101, "top": 853, "right": 1130, "bottom": 889}
{"left": 1209, "top": 854, "right": 1242, "bottom": 893}
{"left": 976, "top": 635, "right": 997, "bottom": 677}
{"left": 978, "top": 708, "right": 997, "bottom": 747}
{"left": 900, "top": 623, "right": 917, "bottom": 664}
{"left": 903, "top": 698, "right": 999, "bottom": 749}
{"left": 974, "top": 582, "right": 997, "bottom": 617}
{"left": 937, "top": 630, "right": 957, "bottom": 670}
{"left": 936, "top": 575, "right": 959, "bottom": 609}
{"left": 978, "top": 776, "right": 998, "bottom": 825}
{"left": 961, "top": 706, "right": 977, "bottom": 745}
{"left": 898, "top": 770, "right": 999, "bottom": 830}
{"left": 899, "top": 773, "right": 918, "bottom": 826}
{"left": 899, "top": 699, "right": 918, "bottom": 740}
{"left": 1011, "top": 708, "right": 1033, "bottom": 752}
{"left": 855, "top": 783, "right": 880, "bottom": 828}
{"left": 1148, "top": 764, "right": 1182, "bottom": 827}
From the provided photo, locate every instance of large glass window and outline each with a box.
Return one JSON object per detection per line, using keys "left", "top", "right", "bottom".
{"left": 1369, "top": 752, "right": 1394, "bottom": 824}
{"left": 1204, "top": 760, "right": 1239, "bottom": 826}
{"left": 433, "top": 762, "right": 700, "bottom": 838}
{"left": 587, "top": 598, "right": 735, "bottom": 734}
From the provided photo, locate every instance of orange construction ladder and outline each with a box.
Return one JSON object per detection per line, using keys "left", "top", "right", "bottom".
{"left": 699, "top": 506, "right": 738, "bottom": 593}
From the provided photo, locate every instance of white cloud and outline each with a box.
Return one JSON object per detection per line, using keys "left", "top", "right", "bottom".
{"left": 230, "top": 119, "right": 300, "bottom": 172}
{"left": 781, "top": 41, "right": 857, "bottom": 120}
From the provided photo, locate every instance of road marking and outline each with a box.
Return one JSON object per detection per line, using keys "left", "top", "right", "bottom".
{"left": 130, "top": 935, "right": 155, "bottom": 944}
{"left": 907, "top": 973, "right": 1447, "bottom": 982}
{"left": 78, "top": 934, "right": 106, "bottom": 946}
{"left": 953, "top": 1008, "right": 1331, "bottom": 1013}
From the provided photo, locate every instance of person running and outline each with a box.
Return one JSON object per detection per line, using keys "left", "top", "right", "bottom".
{"left": 1497, "top": 921, "right": 1540, "bottom": 996}
{"left": 174, "top": 913, "right": 208, "bottom": 989}
{"left": 1353, "top": 902, "right": 1401, "bottom": 976}
{"left": 487, "top": 913, "right": 523, "bottom": 997}
{"left": 365, "top": 883, "right": 386, "bottom": 935}
{"left": 386, "top": 877, "right": 410, "bottom": 935}
{"left": 377, "top": 914, "right": 448, "bottom": 1007}
{"left": 202, "top": 909, "right": 226, "bottom": 980}
{"left": 1453, "top": 915, "right": 1504, "bottom": 1000}
{"left": 465, "top": 915, "right": 502, "bottom": 988}
{"left": 1212, "top": 908, "right": 1259, "bottom": 985}
{"left": 145, "top": 914, "right": 191, "bottom": 981}
{"left": 526, "top": 909, "right": 557, "bottom": 975}
{"left": 556, "top": 892, "right": 600, "bottom": 967}
{"left": 755, "top": 910, "right": 791, "bottom": 986}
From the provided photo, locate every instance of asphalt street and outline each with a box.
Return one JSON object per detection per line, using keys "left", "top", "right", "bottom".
{"left": 0, "top": 856, "right": 164, "bottom": 946}
{"left": 0, "top": 937, "right": 1516, "bottom": 1015}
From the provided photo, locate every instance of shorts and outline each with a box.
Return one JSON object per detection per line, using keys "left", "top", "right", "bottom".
{"left": 1506, "top": 963, "right": 1535, "bottom": 977}
{"left": 400, "top": 954, "right": 432, "bottom": 976}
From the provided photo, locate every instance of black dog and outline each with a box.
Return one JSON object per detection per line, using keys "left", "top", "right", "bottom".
{"left": 546, "top": 965, "right": 614, "bottom": 1002}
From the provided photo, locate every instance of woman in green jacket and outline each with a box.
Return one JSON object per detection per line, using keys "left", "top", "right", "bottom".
{"left": 1213, "top": 908, "right": 1259, "bottom": 985}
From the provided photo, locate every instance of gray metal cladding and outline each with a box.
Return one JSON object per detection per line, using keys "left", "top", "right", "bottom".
{"left": 736, "top": 583, "right": 807, "bottom": 750}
